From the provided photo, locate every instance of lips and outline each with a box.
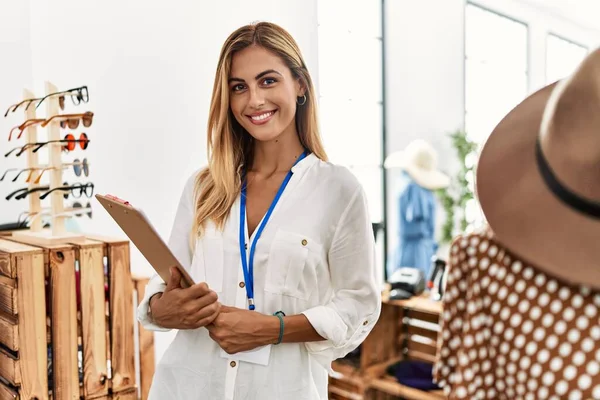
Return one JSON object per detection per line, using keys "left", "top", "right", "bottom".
{"left": 247, "top": 110, "right": 276, "bottom": 125}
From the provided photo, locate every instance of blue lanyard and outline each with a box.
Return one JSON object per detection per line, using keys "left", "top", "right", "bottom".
{"left": 239, "top": 151, "right": 307, "bottom": 310}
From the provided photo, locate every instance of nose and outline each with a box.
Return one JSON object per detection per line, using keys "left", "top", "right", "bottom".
{"left": 248, "top": 86, "right": 265, "bottom": 109}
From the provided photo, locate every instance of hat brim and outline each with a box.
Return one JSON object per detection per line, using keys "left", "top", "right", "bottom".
{"left": 404, "top": 163, "right": 450, "bottom": 190}
{"left": 384, "top": 151, "right": 450, "bottom": 190}
{"left": 476, "top": 82, "right": 600, "bottom": 289}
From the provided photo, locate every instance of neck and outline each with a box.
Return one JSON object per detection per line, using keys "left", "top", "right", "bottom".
{"left": 250, "top": 127, "right": 305, "bottom": 175}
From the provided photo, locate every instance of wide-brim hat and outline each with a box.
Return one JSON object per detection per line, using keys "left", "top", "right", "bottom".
{"left": 476, "top": 47, "right": 600, "bottom": 289}
{"left": 385, "top": 139, "right": 450, "bottom": 190}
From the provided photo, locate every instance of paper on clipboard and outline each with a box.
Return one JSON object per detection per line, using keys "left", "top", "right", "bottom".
{"left": 95, "top": 193, "right": 196, "bottom": 288}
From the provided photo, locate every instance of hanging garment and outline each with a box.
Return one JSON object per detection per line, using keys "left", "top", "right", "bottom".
{"left": 390, "top": 172, "right": 437, "bottom": 279}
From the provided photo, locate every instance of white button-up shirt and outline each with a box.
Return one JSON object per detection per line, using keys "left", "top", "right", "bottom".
{"left": 137, "top": 153, "right": 381, "bottom": 400}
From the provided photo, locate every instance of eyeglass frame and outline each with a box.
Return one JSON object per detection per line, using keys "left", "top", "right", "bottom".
{"left": 40, "top": 112, "right": 93, "bottom": 130}
{"left": 4, "top": 133, "right": 90, "bottom": 158}
{"left": 32, "top": 159, "right": 90, "bottom": 184}
{"left": 8, "top": 119, "right": 46, "bottom": 141}
{"left": 34, "top": 86, "right": 89, "bottom": 111}
{"left": 3, "top": 86, "right": 88, "bottom": 118}
{"left": 39, "top": 182, "right": 94, "bottom": 201}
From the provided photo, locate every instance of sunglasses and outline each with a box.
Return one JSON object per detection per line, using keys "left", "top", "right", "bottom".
{"left": 5, "top": 133, "right": 90, "bottom": 157}
{"left": 4, "top": 97, "right": 43, "bottom": 118}
{"left": 35, "top": 159, "right": 90, "bottom": 184}
{"left": 35, "top": 86, "right": 89, "bottom": 111}
{"left": 17, "top": 201, "right": 92, "bottom": 226}
{"left": 6, "top": 182, "right": 94, "bottom": 201}
{"left": 39, "top": 182, "right": 94, "bottom": 201}
{"left": 6, "top": 185, "right": 50, "bottom": 201}
{"left": 3, "top": 86, "right": 88, "bottom": 118}
{"left": 41, "top": 112, "right": 93, "bottom": 130}
{"left": 72, "top": 201, "right": 93, "bottom": 219}
{"left": 7, "top": 159, "right": 91, "bottom": 184}
{"left": 8, "top": 119, "right": 46, "bottom": 141}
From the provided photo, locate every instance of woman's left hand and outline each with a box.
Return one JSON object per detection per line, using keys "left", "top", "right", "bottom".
{"left": 206, "top": 306, "right": 278, "bottom": 354}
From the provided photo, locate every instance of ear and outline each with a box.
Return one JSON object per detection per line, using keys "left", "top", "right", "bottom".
{"left": 295, "top": 77, "right": 306, "bottom": 97}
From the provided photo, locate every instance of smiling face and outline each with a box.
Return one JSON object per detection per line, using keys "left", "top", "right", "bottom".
{"left": 228, "top": 45, "right": 304, "bottom": 143}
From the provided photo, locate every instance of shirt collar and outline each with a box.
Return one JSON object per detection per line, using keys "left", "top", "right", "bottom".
{"left": 291, "top": 152, "right": 318, "bottom": 174}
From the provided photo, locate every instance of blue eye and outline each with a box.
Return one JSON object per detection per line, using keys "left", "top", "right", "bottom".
{"left": 262, "top": 77, "right": 277, "bottom": 85}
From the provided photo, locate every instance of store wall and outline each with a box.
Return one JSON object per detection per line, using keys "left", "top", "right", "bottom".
{"left": 383, "top": 0, "right": 600, "bottom": 262}
{"left": 1, "top": 0, "right": 318, "bottom": 364}
{"left": 0, "top": 2, "right": 34, "bottom": 227}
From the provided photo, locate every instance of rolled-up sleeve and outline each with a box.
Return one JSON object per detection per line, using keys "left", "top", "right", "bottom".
{"left": 136, "top": 171, "right": 198, "bottom": 331}
{"left": 301, "top": 185, "right": 382, "bottom": 370}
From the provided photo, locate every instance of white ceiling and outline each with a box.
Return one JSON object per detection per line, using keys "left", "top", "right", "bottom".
{"left": 520, "top": 0, "right": 600, "bottom": 30}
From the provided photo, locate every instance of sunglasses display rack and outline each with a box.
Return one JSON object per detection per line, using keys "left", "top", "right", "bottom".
{"left": 10, "top": 81, "right": 87, "bottom": 245}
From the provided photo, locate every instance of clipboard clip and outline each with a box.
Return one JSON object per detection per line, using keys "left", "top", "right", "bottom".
{"left": 105, "top": 194, "right": 130, "bottom": 205}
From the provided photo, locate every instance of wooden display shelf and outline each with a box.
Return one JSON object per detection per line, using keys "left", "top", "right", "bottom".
{"left": 368, "top": 375, "right": 445, "bottom": 400}
{"left": 329, "top": 293, "right": 446, "bottom": 400}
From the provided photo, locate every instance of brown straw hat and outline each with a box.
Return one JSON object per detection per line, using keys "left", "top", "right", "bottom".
{"left": 476, "top": 47, "right": 600, "bottom": 290}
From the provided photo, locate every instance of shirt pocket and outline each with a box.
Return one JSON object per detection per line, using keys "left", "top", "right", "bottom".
{"left": 190, "top": 226, "right": 224, "bottom": 293}
{"left": 264, "top": 229, "right": 322, "bottom": 301}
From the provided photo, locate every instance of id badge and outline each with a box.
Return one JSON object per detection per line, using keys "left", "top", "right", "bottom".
{"left": 220, "top": 344, "right": 272, "bottom": 366}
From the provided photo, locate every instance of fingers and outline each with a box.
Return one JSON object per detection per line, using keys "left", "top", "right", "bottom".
{"left": 165, "top": 267, "right": 182, "bottom": 292}
{"left": 189, "top": 290, "right": 219, "bottom": 312}
{"left": 188, "top": 301, "right": 221, "bottom": 328}
{"left": 185, "top": 281, "right": 211, "bottom": 298}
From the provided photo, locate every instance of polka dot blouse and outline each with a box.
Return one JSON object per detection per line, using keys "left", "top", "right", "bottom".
{"left": 434, "top": 230, "right": 600, "bottom": 400}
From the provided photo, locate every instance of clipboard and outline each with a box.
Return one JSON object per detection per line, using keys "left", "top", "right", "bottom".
{"left": 95, "top": 194, "right": 195, "bottom": 288}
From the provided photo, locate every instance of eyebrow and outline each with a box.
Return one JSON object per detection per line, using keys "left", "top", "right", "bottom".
{"left": 228, "top": 69, "right": 283, "bottom": 84}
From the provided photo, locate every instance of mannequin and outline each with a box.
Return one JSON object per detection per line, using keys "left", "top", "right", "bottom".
{"left": 385, "top": 139, "right": 449, "bottom": 280}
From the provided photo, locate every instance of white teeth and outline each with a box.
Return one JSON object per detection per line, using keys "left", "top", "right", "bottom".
{"left": 251, "top": 111, "right": 274, "bottom": 121}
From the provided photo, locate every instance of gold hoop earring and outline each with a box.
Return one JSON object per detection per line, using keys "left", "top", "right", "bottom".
{"left": 297, "top": 95, "right": 307, "bottom": 106}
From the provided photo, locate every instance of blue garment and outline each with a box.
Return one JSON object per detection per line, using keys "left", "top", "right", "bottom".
{"left": 389, "top": 173, "right": 437, "bottom": 280}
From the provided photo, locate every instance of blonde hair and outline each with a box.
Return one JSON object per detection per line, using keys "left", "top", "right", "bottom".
{"left": 191, "top": 22, "right": 327, "bottom": 242}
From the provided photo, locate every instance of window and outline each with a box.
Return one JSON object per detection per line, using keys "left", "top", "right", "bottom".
{"left": 546, "top": 34, "right": 588, "bottom": 84}
{"left": 317, "top": 0, "right": 384, "bottom": 282}
{"left": 317, "top": 0, "right": 383, "bottom": 222}
{"left": 464, "top": 3, "right": 528, "bottom": 230}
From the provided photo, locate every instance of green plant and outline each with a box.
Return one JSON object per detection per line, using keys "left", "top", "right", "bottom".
{"left": 436, "top": 130, "right": 478, "bottom": 244}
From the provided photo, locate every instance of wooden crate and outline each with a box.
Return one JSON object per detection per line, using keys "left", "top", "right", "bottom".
{"left": 0, "top": 235, "right": 152, "bottom": 399}
{"left": 133, "top": 277, "right": 155, "bottom": 400}
{"left": 328, "top": 295, "right": 447, "bottom": 400}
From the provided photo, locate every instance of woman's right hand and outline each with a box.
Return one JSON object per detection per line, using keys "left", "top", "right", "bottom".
{"left": 149, "top": 267, "right": 221, "bottom": 330}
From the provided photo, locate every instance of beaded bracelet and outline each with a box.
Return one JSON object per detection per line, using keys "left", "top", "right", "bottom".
{"left": 273, "top": 311, "right": 285, "bottom": 345}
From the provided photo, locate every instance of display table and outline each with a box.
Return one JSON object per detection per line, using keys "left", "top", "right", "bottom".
{"left": 329, "top": 294, "right": 446, "bottom": 400}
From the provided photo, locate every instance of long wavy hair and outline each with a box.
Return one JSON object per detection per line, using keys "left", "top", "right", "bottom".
{"left": 191, "top": 22, "right": 328, "bottom": 242}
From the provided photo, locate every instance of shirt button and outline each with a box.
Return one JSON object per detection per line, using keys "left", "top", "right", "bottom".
{"left": 301, "top": 239, "right": 308, "bottom": 246}
{"left": 363, "top": 320, "right": 368, "bottom": 326}
{"left": 230, "top": 361, "right": 236, "bottom": 368}
{"left": 239, "top": 282, "right": 245, "bottom": 288}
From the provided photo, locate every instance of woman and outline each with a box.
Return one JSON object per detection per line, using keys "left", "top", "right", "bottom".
{"left": 137, "top": 22, "right": 381, "bottom": 400}
{"left": 434, "top": 47, "right": 600, "bottom": 399}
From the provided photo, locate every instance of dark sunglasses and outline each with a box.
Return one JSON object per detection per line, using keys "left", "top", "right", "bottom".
{"left": 5, "top": 133, "right": 90, "bottom": 157}
{"left": 39, "top": 182, "right": 94, "bottom": 201}
{"left": 6, "top": 185, "right": 50, "bottom": 201}
{"left": 72, "top": 201, "right": 93, "bottom": 219}
{"left": 41, "top": 112, "right": 93, "bottom": 130}
{"left": 6, "top": 182, "right": 94, "bottom": 201}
